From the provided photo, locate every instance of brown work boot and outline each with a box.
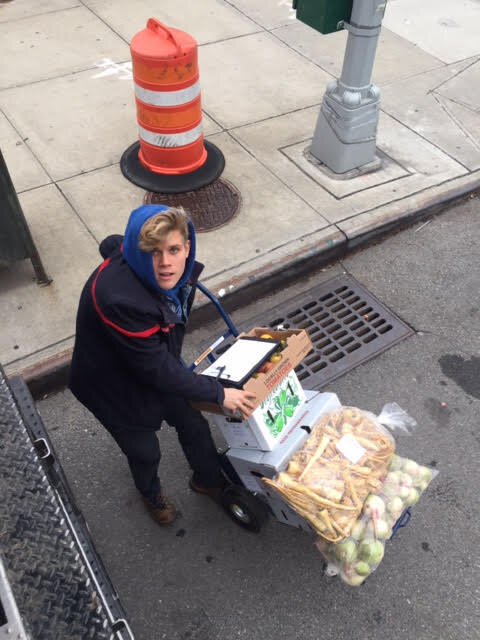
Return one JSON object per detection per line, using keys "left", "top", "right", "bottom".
{"left": 189, "top": 476, "right": 225, "bottom": 503}
{"left": 142, "top": 492, "right": 177, "bottom": 525}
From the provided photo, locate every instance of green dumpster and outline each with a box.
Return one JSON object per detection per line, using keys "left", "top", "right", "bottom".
{"left": 0, "top": 149, "right": 51, "bottom": 284}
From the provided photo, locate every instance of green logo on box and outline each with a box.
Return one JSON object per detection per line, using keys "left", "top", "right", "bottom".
{"left": 262, "top": 373, "right": 301, "bottom": 437}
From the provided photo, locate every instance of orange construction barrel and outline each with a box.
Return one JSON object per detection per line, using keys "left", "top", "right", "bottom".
{"left": 121, "top": 18, "right": 224, "bottom": 193}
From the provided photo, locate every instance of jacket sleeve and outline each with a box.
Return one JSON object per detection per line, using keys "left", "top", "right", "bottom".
{"left": 99, "top": 302, "right": 225, "bottom": 405}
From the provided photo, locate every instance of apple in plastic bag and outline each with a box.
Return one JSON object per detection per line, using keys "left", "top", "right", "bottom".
{"left": 358, "top": 539, "right": 384, "bottom": 565}
{"left": 350, "top": 519, "right": 366, "bottom": 541}
{"left": 406, "top": 488, "right": 420, "bottom": 506}
{"left": 383, "top": 471, "right": 401, "bottom": 496}
{"left": 354, "top": 561, "right": 371, "bottom": 576}
{"left": 398, "top": 485, "right": 410, "bottom": 499}
{"left": 363, "top": 494, "right": 386, "bottom": 518}
{"left": 397, "top": 472, "right": 413, "bottom": 499}
{"left": 399, "top": 472, "right": 413, "bottom": 487}
{"left": 366, "top": 518, "right": 391, "bottom": 539}
{"left": 403, "top": 459, "right": 419, "bottom": 477}
{"left": 334, "top": 539, "right": 357, "bottom": 564}
{"left": 387, "top": 496, "right": 404, "bottom": 517}
{"left": 389, "top": 454, "right": 403, "bottom": 471}
{"left": 340, "top": 569, "right": 367, "bottom": 586}
{"left": 413, "top": 465, "right": 432, "bottom": 488}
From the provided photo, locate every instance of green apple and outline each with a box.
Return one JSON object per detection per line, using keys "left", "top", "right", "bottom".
{"left": 406, "top": 488, "right": 419, "bottom": 506}
{"left": 403, "top": 459, "right": 419, "bottom": 477}
{"left": 350, "top": 519, "right": 366, "bottom": 541}
{"left": 398, "top": 485, "right": 410, "bottom": 499}
{"left": 340, "top": 570, "right": 367, "bottom": 586}
{"left": 383, "top": 472, "right": 401, "bottom": 495}
{"left": 388, "top": 454, "right": 403, "bottom": 471}
{"left": 358, "top": 539, "right": 384, "bottom": 565}
{"left": 382, "top": 482, "right": 398, "bottom": 499}
{"left": 363, "top": 494, "right": 386, "bottom": 517}
{"left": 387, "top": 496, "right": 404, "bottom": 516}
{"left": 366, "top": 518, "right": 391, "bottom": 539}
{"left": 386, "top": 471, "right": 401, "bottom": 484}
{"left": 419, "top": 466, "right": 432, "bottom": 481}
{"left": 399, "top": 472, "right": 413, "bottom": 487}
{"left": 413, "top": 466, "right": 432, "bottom": 488}
{"left": 334, "top": 539, "right": 357, "bottom": 564}
{"left": 354, "top": 561, "right": 371, "bottom": 576}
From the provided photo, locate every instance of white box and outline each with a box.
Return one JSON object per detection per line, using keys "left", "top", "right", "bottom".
{"left": 213, "top": 370, "right": 306, "bottom": 451}
{"left": 266, "top": 493, "right": 313, "bottom": 532}
{"left": 226, "top": 391, "right": 341, "bottom": 495}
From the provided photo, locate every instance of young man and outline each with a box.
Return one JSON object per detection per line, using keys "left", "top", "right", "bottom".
{"left": 69, "top": 205, "right": 255, "bottom": 525}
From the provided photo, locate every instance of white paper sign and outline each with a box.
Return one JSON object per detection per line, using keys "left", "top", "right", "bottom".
{"left": 201, "top": 338, "right": 276, "bottom": 384}
{"left": 336, "top": 434, "right": 367, "bottom": 464}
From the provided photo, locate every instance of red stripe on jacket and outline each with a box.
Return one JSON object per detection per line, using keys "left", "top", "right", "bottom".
{"left": 91, "top": 258, "right": 161, "bottom": 338}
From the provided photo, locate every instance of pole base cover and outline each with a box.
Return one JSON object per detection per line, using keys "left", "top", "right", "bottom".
{"left": 120, "top": 139, "right": 225, "bottom": 194}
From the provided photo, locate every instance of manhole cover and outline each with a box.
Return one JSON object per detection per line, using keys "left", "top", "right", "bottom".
{"left": 211, "top": 275, "right": 413, "bottom": 389}
{"left": 144, "top": 178, "right": 241, "bottom": 232}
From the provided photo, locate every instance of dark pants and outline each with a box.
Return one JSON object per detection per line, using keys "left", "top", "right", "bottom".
{"left": 104, "top": 396, "right": 223, "bottom": 502}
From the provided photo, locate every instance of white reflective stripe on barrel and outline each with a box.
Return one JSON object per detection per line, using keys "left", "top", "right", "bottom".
{"left": 139, "top": 123, "right": 203, "bottom": 148}
{"left": 135, "top": 81, "right": 200, "bottom": 107}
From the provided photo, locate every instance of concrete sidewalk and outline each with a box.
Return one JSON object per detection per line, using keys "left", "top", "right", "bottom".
{"left": 1, "top": 0, "right": 479, "bottom": 386}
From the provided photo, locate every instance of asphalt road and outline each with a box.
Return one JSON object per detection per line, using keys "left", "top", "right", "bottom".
{"left": 38, "top": 195, "right": 480, "bottom": 640}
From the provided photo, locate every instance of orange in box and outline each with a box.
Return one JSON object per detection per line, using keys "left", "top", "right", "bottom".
{"left": 192, "top": 327, "right": 313, "bottom": 416}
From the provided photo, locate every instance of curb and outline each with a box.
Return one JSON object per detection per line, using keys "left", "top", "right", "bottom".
{"left": 17, "top": 348, "right": 73, "bottom": 401}
{"left": 190, "top": 177, "right": 479, "bottom": 324}
{"left": 14, "top": 181, "right": 479, "bottom": 401}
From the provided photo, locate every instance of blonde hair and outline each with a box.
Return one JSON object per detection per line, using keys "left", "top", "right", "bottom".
{"left": 138, "top": 207, "right": 189, "bottom": 252}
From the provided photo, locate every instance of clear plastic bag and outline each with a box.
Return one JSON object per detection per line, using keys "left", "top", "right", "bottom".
{"left": 376, "top": 402, "right": 417, "bottom": 434}
{"left": 315, "top": 453, "right": 438, "bottom": 586}
{"left": 263, "top": 405, "right": 411, "bottom": 541}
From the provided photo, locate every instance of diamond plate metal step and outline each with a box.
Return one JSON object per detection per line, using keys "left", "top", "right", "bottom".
{"left": 213, "top": 275, "right": 413, "bottom": 389}
{"left": 0, "top": 369, "right": 134, "bottom": 640}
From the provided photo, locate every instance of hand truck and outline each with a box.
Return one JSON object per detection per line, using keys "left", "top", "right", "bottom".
{"left": 188, "top": 283, "right": 413, "bottom": 540}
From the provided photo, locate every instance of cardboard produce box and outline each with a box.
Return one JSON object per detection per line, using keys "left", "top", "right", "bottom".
{"left": 213, "top": 370, "right": 306, "bottom": 450}
{"left": 192, "top": 327, "right": 313, "bottom": 417}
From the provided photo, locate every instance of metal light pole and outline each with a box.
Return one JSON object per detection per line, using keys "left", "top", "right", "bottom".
{"left": 309, "top": 0, "right": 387, "bottom": 174}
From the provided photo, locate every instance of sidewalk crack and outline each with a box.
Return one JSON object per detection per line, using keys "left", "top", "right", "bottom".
{"left": 431, "top": 94, "right": 480, "bottom": 153}
{"left": 431, "top": 92, "right": 479, "bottom": 115}
{"left": 428, "top": 57, "right": 480, "bottom": 94}
{"left": 380, "top": 108, "right": 470, "bottom": 171}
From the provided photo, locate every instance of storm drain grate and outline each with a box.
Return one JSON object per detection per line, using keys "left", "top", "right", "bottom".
{"left": 211, "top": 275, "right": 413, "bottom": 389}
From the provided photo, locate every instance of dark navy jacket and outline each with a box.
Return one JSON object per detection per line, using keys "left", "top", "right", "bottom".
{"left": 69, "top": 236, "right": 224, "bottom": 428}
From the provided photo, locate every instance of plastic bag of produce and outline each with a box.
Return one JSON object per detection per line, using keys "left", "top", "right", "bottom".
{"left": 315, "top": 453, "right": 438, "bottom": 586}
{"left": 263, "top": 404, "right": 413, "bottom": 542}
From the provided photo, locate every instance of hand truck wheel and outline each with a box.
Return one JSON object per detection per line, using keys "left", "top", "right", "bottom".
{"left": 221, "top": 485, "right": 268, "bottom": 533}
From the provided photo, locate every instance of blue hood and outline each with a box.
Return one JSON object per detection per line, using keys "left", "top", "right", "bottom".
{"left": 122, "top": 205, "right": 196, "bottom": 315}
